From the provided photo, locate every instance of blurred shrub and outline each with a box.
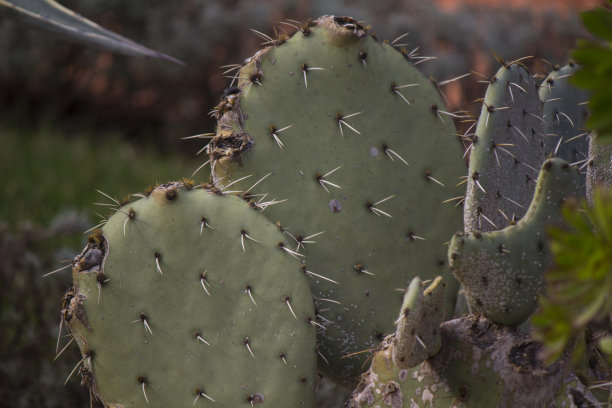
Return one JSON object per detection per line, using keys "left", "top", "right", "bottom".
{"left": 0, "top": 0, "right": 588, "bottom": 145}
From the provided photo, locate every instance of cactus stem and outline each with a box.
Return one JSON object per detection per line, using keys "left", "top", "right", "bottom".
{"left": 194, "top": 388, "right": 215, "bottom": 404}
{"left": 243, "top": 337, "right": 255, "bottom": 358}
{"left": 302, "top": 266, "right": 339, "bottom": 285}
{"left": 245, "top": 285, "right": 257, "bottom": 306}
{"left": 284, "top": 296, "right": 297, "bottom": 319}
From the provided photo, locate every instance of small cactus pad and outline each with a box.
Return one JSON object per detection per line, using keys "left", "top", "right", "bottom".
{"left": 392, "top": 277, "right": 446, "bottom": 369}
{"left": 464, "top": 62, "right": 546, "bottom": 233}
{"left": 209, "top": 15, "right": 465, "bottom": 383}
{"left": 66, "top": 183, "right": 317, "bottom": 407}
{"left": 539, "top": 63, "right": 590, "bottom": 168}
{"left": 449, "top": 158, "right": 583, "bottom": 326}
{"left": 347, "top": 316, "right": 598, "bottom": 408}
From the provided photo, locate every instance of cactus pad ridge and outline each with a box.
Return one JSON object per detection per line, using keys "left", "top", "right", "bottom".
{"left": 66, "top": 182, "right": 317, "bottom": 407}
{"left": 464, "top": 62, "right": 546, "bottom": 233}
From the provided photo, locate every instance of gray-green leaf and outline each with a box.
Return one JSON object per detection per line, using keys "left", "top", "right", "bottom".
{"left": 0, "top": 0, "right": 183, "bottom": 64}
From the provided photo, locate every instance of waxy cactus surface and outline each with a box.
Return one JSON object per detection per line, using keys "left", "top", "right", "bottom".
{"left": 209, "top": 15, "right": 466, "bottom": 384}
{"left": 66, "top": 182, "right": 317, "bottom": 407}
{"left": 450, "top": 158, "right": 583, "bottom": 326}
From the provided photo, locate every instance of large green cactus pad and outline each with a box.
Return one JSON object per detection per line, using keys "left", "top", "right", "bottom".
{"left": 66, "top": 183, "right": 316, "bottom": 407}
{"left": 449, "top": 158, "right": 583, "bottom": 326}
{"left": 209, "top": 16, "right": 465, "bottom": 384}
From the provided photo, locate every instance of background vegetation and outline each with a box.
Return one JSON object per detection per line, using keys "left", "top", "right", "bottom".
{"left": 0, "top": 0, "right": 600, "bottom": 406}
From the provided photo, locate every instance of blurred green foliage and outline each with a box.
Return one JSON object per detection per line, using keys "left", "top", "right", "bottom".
{"left": 0, "top": 124, "right": 205, "bottom": 230}
{"left": 573, "top": 0, "right": 612, "bottom": 144}
{"left": 0, "top": 124, "right": 207, "bottom": 407}
{"left": 533, "top": 188, "right": 612, "bottom": 362}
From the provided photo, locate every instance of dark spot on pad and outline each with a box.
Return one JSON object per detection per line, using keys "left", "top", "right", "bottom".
{"left": 329, "top": 199, "right": 342, "bottom": 213}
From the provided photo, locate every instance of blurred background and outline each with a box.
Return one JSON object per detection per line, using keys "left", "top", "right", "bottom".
{"left": 0, "top": 0, "right": 601, "bottom": 406}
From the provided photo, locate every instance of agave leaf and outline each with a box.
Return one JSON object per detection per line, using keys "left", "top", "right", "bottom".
{"left": 0, "top": 0, "right": 183, "bottom": 64}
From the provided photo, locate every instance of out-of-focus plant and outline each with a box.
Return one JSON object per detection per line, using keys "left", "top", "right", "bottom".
{"left": 533, "top": 187, "right": 612, "bottom": 362}
{"left": 572, "top": 0, "right": 612, "bottom": 144}
{"left": 0, "top": 0, "right": 180, "bottom": 62}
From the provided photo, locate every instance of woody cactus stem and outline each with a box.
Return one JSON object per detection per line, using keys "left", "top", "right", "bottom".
{"left": 348, "top": 315, "right": 599, "bottom": 408}
{"left": 208, "top": 15, "right": 466, "bottom": 385}
{"left": 64, "top": 182, "right": 317, "bottom": 407}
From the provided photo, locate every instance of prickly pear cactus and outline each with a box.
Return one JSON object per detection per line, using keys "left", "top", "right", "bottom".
{"left": 539, "top": 63, "right": 590, "bottom": 193}
{"left": 391, "top": 277, "right": 446, "bottom": 369}
{"left": 449, "top": 158, "right": 583, "bottom": 326}
{"left": 209, "top": 16, "right": 465, "bottom": 384}
{"left": 464, "top": 61, "right": 546, "bottom": 232}
{"left": 65, "top": 182, "right": 317, "bottom": 407}
{"left": 348, "top": 315, "right": 599, "bottom": 408}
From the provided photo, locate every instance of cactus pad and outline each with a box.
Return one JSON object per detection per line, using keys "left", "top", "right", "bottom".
{"left": 209, "top": 15, "right": 465, "bottom": 383}
{"left": 391, "top": 277, "right": 446, "bottom": 369}
{"left": 464, "top": 62, "right": 546, "bottom": 232}
{"left": 449, "top": 158, "right": 583, "bottom": 326}
{"left": 65, "top": 183, "right": 317, "bottom": 407}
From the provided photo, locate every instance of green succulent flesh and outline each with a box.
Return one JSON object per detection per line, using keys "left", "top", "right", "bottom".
{"left": 211, "top": 16, "right": 465, "bottom": 384}
{"left": 464, "top": 63, "right": 546, "bottom": 233}
{"left": 450, "top": 158, "right": 583, "bottom": 326}
{"left": 67, "top": 183, "right": 316, "bottom": 407}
